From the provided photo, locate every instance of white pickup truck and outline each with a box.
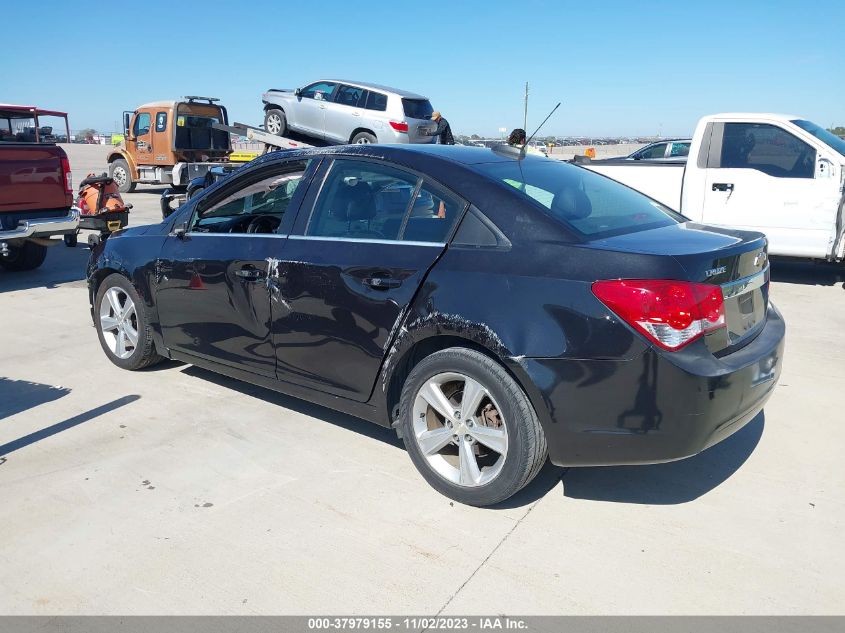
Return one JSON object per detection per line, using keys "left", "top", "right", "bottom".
{"left": 582, "top": 113, "right": 845, "bottom": 261}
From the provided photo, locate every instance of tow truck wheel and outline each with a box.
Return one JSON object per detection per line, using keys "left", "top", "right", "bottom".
{"left": 109, "top": 158, "right": 136, "bottom": 194}
{"left": 264, "top": 109, "right": 286, "bottom": 136}
{"left": 64, "top": 233, "right": 78, "bottom": 247}
{"left": 0, "top": 241, "right": 48, "bottom": 272}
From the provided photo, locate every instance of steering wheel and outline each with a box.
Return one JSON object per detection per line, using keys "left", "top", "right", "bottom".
{"left": 245, "top": 215, "right": 282, "bottom": 234}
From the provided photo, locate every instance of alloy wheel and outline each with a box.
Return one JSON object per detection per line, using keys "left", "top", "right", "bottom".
{"left": 99, "top": 287, "right": 139, "bottom": 359}
{"left": 412, "top": 372, "right": 508, "bottom": 487}
{"left": 266, "top": 114, "right": 282, "bottom": 135}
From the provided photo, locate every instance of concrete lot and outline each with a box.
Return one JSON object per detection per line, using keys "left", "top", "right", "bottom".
{"left": 0, "top": 144, "right": 843, "bottom": 615}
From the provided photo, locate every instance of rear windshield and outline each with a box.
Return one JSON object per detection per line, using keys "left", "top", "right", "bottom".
{"left": 0, "top": 112, "right": 68, "bottom": 143}
{"left": 476, "top": 159, "right": 682, "bottom": 239}
{"left": 402, "top": 98, "right": 434, "bottom": 120}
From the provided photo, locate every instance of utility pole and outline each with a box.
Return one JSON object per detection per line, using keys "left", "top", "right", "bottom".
{"left": 523, "top": 81, "right": 529, "bottom": 132}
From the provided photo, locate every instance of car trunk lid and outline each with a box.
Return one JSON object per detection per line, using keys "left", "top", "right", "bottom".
{"left": 590, "top": 222, "right": 770, "bottom": 353}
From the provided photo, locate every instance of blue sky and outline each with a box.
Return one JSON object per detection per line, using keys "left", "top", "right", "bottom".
{"left": 2, "top": 0, "right": 842, "bottom": 137}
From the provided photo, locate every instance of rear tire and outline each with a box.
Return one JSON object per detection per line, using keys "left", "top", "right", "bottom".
{"left": 94, "top": 273, "right": 164, "bottom": 370}
{"left": 0, "top": 241, "right": 48, "bottom": 271}
{"left": 398, "top": 347, "right": 547, "bottom": 506}
{"left": 264, "top": 109, "right": 286, "bottom": 136}
{"left": 351, "top": 131, "right": 377, "bottom": 144}
{"left": 109, "top": 158, "right": 135, "bottom": 193}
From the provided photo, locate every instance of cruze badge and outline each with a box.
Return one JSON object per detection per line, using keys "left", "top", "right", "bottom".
{"left": 704, "top": 266, "right": 727, "bottom": 278}
{"left": 754, "top": 252, "right": 767, "bottom": 267}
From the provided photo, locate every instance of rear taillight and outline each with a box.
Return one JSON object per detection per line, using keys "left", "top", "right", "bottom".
{"left": 389, "top": 120, "right": 409, "bottom": 132}
{"left": 60, "top": 156, "right": 72, "bottom": 194}
{"left": 592, "top": 279, "right": 725, "bottom": 351}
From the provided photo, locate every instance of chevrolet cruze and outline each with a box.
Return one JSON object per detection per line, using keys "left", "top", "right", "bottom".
{"left": 87, "top": 144, "right": 784, "bottom": 506}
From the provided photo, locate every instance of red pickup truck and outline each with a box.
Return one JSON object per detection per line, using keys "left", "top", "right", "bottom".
{"left": 0, "top": 104, "right": 79, "bottom": 271}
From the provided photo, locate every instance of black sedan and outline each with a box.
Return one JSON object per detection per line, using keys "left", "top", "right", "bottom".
{"left": 87, "top": 144, "right": 784, "bottom": 506}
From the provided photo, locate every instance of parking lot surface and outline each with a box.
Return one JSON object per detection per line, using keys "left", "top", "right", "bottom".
{"left": 0, "top": 145, "right": 843, "bottom": 615}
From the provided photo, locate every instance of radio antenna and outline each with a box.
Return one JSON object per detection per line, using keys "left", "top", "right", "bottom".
{"left": 524, "top": 102, "right": 561, "bottom": 149}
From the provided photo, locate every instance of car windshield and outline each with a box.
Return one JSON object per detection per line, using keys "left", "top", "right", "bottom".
{"left": 791, "top": 119, "right": 845, "bottom": 157}
{"left": 402, "top": 98, "right": 434, "bottom": 119}
{"left": 476, "top": 159, "right": 682, "bottom": 238}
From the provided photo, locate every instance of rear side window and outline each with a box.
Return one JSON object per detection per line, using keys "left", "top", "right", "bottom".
{"left": 307, "top": 159, "right": 418, "bottom": 240}
{"left": 669, "top": 142, "right": 689, "bottom": 157}
{"left": 635, "top": 143, "right": 667, "bottom": 159}
{"left": 335, "top": 85, "right": 366, "bottom": 108}
{"left": 720, "top": 123, "right": 815, "bottom": 178}
{"left": 402, "top": 183, "right": 464, "bottom": 243}
{"left": 477, "top": 160, "right": 680, "bottom": 239}
{"left": 365, "top": 91, "right": 387, "bottom": 112}
{"left": 402, "top": 98, "right": 434, "bottom": 119}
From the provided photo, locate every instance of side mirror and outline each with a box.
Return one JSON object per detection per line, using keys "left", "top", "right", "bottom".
{"left": 171, "top": 222, "right": 188, "bottom": 239}
{"left": 123, "top": 112, "right": 131, "bottom": 134}
{"left": 294, "top": 87, "right": 302, "bottom": 97}
{"left": 818, "top": 158, "right": 835, "bottom": 179}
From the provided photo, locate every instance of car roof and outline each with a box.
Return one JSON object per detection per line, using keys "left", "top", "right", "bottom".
{"left": 324, "top": 143, "right": 548, "bottom": 166}
{"left": 705, "top": 112, "right": 802, "bottom": 122}
{"left": 321, "top": 80, "right": 429, "bottom": 100}
{"left": 0, "top": 104, "right": 68, "bottom": 117}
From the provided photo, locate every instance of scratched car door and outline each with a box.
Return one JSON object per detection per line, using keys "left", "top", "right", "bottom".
{"left": 155, "top": 157, "right": 319, "bottom": 377}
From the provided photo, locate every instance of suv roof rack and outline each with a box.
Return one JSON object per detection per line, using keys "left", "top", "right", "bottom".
{"left": 184, "top": 96, "right": 220, "bottom": 104}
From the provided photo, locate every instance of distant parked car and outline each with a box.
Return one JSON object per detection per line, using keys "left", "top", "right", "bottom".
{"left": 626, "top": 139, "right": 692, "bottom": 161}
{"left": 262, "top": 80, "right": 438, "bottom": 145}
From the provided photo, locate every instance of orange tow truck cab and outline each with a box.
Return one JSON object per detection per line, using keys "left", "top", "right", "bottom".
{"left": 106, "top": 97, "right": 233, "bottom": 193}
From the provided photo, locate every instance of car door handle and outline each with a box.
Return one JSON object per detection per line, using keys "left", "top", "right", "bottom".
{"left": 364, "top": 276, "right": 401, "bottom": 290}
{"left": 712, "top": 183, "right": 734, "bottom": 192}
{"left": 235, "top": 268, "right": 265, "bottom": 281}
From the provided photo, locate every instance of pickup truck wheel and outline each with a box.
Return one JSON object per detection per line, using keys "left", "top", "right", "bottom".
{"left": 351, "top": 131, "right": 377, "bottom": 144}
{"left": 0, "top": 241, "right": 48, "bottom": 271}
{"left": 398, "top": 348, "right": 548, "bottom": 506}
{"left": 109, "top": 159, "right": 135, "bottom": 194}
{"left": 95, "top": 273, "right": 163, "bottom": 370}
{"left": 264, "top": 109, "right": 286, "bottom": 136}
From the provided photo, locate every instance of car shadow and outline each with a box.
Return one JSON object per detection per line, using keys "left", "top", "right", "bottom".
{"left": 0, "top": 243, "right": 90, "bottom": 293}
{"left": 0, "top": 394, "right": 140, "bottom": 459}
{"left": 770, "top": 258, "right": 845, "bottom": 287}
{"left": 0, "top": 377, "right": 71, "bottom": 420}
{"left": 180, "top": 366, "right": 404, "bottom": 449}
{"left": 560, "top": 412, "right": 764, "bottom": 505}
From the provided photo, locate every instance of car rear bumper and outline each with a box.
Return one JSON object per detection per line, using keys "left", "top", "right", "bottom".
{"left": 0, "top": 208, "right": 79, "bottom": 240}
{"left": 523, "top": 303, "right": 785, "bottom": 466}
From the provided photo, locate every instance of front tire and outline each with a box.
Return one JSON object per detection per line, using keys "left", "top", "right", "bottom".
{"left": 351, "top": 131, "right": 377, "bottom": 144}
{"left": 398, "top": 348, "right": 547, "bottom": 506}
{"left": 0, "top": 241, "right": 48, "bottom": 271}
{"left": 109, "top": 158, "right": 135, "bottom": 193}
{"left": 95, "top": 273, "right": 163, "bottom": 370}
{"left": 264, "top": 109, "right": 286, "bottom": 136}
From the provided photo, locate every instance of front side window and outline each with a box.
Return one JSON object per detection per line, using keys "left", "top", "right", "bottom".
{"left": 301, "top": 82, "right": 337, "bottom": 101}
{"left": 334, "top": 85, "right": 365, "bottom": 108}
{"left": 191, "top": 160, "right": 310, "bottom": 234}
{"left": 721, "top": 123, "right": 815, "bottom": 178}
{"left": 478, "top": 160, "right": 681, "bottom": 239}
{"left": 155, "top": 112, "right": 167, "bottom": 133}
{"left": 134, "top": 112, "right": 151, "bottom": 136}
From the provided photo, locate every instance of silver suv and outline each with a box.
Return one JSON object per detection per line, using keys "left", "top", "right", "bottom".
{"left": 262, "top": 80, "right": 437, "bottom": 145}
